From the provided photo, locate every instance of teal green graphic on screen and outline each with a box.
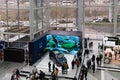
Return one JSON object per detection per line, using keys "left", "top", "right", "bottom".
{"left": 46, "top": 34, "right": 80, "bottom": 55}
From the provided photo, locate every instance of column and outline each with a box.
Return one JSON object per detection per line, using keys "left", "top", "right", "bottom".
{"left": 113, "top": 0, "right": 118, "bottom": 36}
{"left": 77, "top": 0, "right": 85, "bottom": 48}
{"left": 109, "top": 0, "right": 114, "bottom": 22}
{"left": 29, "top": 0, "right": 35, "bottom": 41}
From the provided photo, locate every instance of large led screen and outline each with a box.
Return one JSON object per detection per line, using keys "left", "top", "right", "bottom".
{"left": 46, "top": 34, "right": 80, "bottom": 55}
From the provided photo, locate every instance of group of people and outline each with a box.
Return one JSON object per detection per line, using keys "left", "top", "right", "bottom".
{"left": 48, "top": 61, "right": 59, "bottom": 80}
{"left": 48, "top": 61, "right": 55, "bottom": 72}
{"left": 71, "top": 55, "right": 82, "bottom": 70}
{"left": 79, "top": 65, "right": 88, "bottom": 80}
{"left": 30, "top": 66, "right": 45, "bottom": 80}
{"left": 79, "top": 54, "right": 96, "bottom": 80}
{"left": 86, "top": 53, "right": 103, "bottom": 73}
{"left": 51, "top": 67, "right": 59, "bottom": 80}
{"left": 11, "top": 68, "right": 20, "bottom": 80}
{"left": 61, "top": 62, "right": 69, "bottom": 74}
{"left": 79, "top": 48, "right": 103, "bottom": 80}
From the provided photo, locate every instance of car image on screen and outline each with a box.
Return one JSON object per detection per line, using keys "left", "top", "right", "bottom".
{"left": 49, "top": 50, "right": 67, "bottom": 67}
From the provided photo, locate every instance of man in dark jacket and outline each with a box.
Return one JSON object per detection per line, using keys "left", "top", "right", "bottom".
{"left": 91, "top": 54, "right": 95, "bottom": 62}
{"left": 48, "top": 61, "right": 51, "bottom": 72}
{"left": 87, "top": 59, "right": 91, "bottom": 70}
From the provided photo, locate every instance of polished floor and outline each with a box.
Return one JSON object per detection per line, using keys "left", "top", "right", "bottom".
{"left": 0, "top": 40, "right": 120, "bottom": 80}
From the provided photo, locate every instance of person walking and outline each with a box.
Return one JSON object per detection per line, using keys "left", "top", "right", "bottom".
{"left": 48, "top": 61, "right": 51, "bottom": 72}
{"left": 61, "top": 63, "right": 65, "bottom": 74}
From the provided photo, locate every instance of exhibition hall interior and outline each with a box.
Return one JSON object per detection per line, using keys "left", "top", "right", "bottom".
{"left": 0, "top": 0, "right": 120, "bottom": 80}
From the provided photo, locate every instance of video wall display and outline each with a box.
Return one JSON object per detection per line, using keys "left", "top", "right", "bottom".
{"left": 46, "top": 34, "right": 80, "bottom": 55}
{"left": 103, "top": 36, "right": 120, "bottom": 66}
{"left": 29, "top": 30, "right": 82, "bottom": 64}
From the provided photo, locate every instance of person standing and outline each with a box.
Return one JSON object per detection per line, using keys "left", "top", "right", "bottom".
{"left": 71, "top": 59, "right": 75, "bottom": 69}
{"left": 32, "top": 66, "right": 37, "bottom": 74}
{"left": 0, "top": 51, "right": 3, "bottom": 61}
{"left": 92, "top": 62, "right": 95, "bottom": 73}
{"left": 73, "top": 55, "right": 77, "bottom": 62}
{"left": 78, "top": 56, "right": 82, "bottom": 65}
{"left": 61, "top": 63, "right": 65, "bottom": 74}
{"left": 75, "top": 59, "right": 79, "bottom": 68}
{"left": 54, "top": 68, "right": 59, "bottom": 76}
{"left": 86, "top": 59, "right": 91, "bottom": 70}
{"left": 32, "top": 65, "right": 38, "bottom": 79}
{"left": 73, "top": 76, "right": 77, "bottom": 80}
{"left": 39, "top": 70, "right": 45, "bottom": 80}
{"left": 96, "top": 55, "right": 100, "bottom": 66}
{"left": 64, "top": 62, "right": 69, "bottom": 74}
{"left": 84, "top": 67, "right": 88, "bottom": 80}
{"left": 99, "top": 53, "right": 103, "bottom": 65}
{"left": 98, "top": 42, "right": 101, "bottom": 51}
{"left": 48, "top": 61, "right": 51, "bottom": 72}
{"left": 25, "top": 49, "right": 29, "bottom": 65}
{"left": 118, "top": 50, "right": 120, "bottom": 58}
{"left": 84, "top": 49, "right": 89, "bottom": 58}
{"left": 51, "top": 71, "right": 56, "bottom": 80}
{"left": 91, "top": 54, "right": 95, "bottom": 63}
{"left": 52, "top": 63, "right": 55, "bottom": 72}
{"left": 16, "top": 68, "right": 20, "bottom": 80}
{"left": 80, "top": 65, "right": 85, "bottom": 80}
{"left": 114, "top": 51, "right": 117, "bottom": 60}
{"left": 11, "top": 74, "right": 15, "bottom": 80}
